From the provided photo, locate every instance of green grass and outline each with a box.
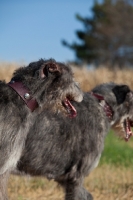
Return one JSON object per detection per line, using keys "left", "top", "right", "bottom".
{"left": 99, "top": 130, "right": 133, "bottom": 167}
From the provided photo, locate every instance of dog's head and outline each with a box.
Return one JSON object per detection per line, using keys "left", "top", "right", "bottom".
{"left": 11, "top": 59, "right": 83, "bottom": 117}
{"left": 92, "top": 82, "right": 133, "bottom": 140}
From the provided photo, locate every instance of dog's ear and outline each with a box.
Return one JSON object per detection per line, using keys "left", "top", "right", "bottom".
{"left": 40, "top": 63, "right": 61, "bottom": 79}
{"left": 112, "top": 85, "right": 130, "bottom": 104}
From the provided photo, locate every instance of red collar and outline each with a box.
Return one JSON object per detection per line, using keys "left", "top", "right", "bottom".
{"left": 8, "top": 80, "right": 38, "bottom": 112}
{"left": 91, "top": 92, "right": 113, "bottom": 120}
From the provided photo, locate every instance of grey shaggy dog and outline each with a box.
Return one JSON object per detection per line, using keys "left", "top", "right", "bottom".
{"left": 13, "top": 82, "right": 133, "bottom": 200}
{"left": 0, "top": 59, "right": 83, "bottom": 200}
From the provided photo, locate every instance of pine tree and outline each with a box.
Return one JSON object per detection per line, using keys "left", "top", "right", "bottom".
{"left": 62, "top": 0, "right": 133, "bottom": 68}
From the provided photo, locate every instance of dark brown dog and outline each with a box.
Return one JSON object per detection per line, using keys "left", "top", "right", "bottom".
{"left": 0, "top": 59, "right": 83, "bottom": 200}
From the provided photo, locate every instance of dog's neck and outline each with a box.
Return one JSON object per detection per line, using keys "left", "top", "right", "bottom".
{"left": 91, "top": 92, "right": 113, "bottom": 121}
{"left": 8, "top": 80, "right": 38, "bottom": 112}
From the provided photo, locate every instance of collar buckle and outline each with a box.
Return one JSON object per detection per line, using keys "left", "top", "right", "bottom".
{"left": 8, "top": 80, "right": 38, "bottom": 112}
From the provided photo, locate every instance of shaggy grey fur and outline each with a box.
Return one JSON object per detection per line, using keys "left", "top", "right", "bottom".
{"left": 13, "top": 82, "right": 133, "bottom": 200}
{"left": 0, "top": 59, "right": 83, "bottom": 200}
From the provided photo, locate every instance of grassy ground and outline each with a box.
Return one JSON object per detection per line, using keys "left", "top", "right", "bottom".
{"left": 8, "top": 165, "right": 133, "bottom": 200}
{"left": 8, "top": 166, "right": 133, "bottom": 200}
{"left": 100, "top": 131, "right": 133, "bottom": 167}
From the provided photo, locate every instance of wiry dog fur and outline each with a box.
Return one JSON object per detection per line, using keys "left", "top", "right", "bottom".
{"left": 13, "top": 83, "right": 133, "bottom": 200}
{"left": 0, "top": 59, "right": 83, "bottom": 200}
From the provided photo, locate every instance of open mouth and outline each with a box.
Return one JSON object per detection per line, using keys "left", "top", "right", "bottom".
{"left": 123, "top": 118, "right": 133, "bottom": 141}
{"left": 62, "top": 98, "right": 77, "bottom": 118}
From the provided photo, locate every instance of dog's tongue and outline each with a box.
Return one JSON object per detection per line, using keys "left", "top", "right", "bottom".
{"left": 63, "top": 98, "right": 77, "bottom": 118}
{"left": 124, "top": 118, "right": 133, "bottom": 141}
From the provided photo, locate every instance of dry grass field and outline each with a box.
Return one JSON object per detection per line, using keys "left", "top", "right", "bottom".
{"left": 1, "top": 61, "right": 133, "bottom": 199}
{"left": 1, "top": 61, "right": 133, "bottom": 91}
{"left": 8, "top": 165, "right": 133, "bottom": 200}
{"left": 73, "top": 66, "right": 133, "bottom": 92}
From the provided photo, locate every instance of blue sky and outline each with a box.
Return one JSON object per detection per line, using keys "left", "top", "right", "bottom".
{"left": 0, "top": 0, "right": 94, "bottom": 63}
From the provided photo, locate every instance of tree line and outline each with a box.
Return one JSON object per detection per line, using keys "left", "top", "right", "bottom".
{"left": 62, "top": 0, "right": 133, "bottom": 68}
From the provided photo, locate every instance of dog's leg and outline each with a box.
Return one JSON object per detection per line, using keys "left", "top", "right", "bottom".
{"left": 0, "top": 171, "right": 9, "bottom": 200}
{"left": 77, "top": 187, "right": 93, "bottom": 200}
{"left": 61, "top": 181, "right": 93, "bottom": 200}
